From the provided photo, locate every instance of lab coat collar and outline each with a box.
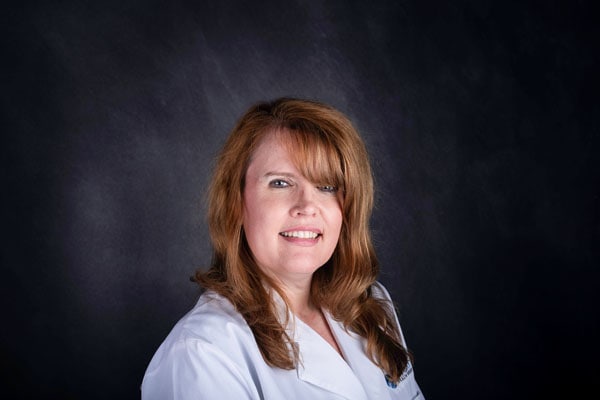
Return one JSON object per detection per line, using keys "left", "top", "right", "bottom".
{"left": 269, "top": 289, "right": 374, "bottom": 400}
{"left": 325, "top": 313, "right": 392, "bottom": 400}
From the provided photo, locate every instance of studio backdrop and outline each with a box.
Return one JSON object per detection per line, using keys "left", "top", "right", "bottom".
{"left": 2, "top": 1, "right": 598, "bottom": 399}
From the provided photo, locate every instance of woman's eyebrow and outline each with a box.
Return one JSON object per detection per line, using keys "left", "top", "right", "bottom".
{"left": 262, "top": 172, "right": 296, "bottom": 179}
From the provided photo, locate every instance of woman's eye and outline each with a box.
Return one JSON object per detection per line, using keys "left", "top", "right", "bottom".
{"left": 269, "top": 179, "right": 290, "bottom": 188}
{"left": 318, "top": 185, "right": 338, "bottom": 193}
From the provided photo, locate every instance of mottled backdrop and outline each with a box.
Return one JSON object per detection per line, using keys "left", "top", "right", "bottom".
{"left": 2, "top": 1, "right": 598, "bottom": 399}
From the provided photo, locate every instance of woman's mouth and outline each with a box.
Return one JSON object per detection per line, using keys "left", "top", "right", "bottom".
{"left": 279, "top": 231, "right": 321, "bottom": 239}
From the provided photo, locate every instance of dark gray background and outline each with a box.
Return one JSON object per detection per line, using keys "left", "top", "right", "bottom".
{"left": 2, "top": 0, "right": 598, "bottom": 399}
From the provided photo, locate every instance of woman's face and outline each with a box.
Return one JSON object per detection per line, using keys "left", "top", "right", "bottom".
{"left": 242, "top": 131, "right": 343, "bottom": 284}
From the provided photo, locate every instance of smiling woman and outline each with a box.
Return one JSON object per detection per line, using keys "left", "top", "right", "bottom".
{"left": 141, "top": 98, "right": 424, "bottom": 400}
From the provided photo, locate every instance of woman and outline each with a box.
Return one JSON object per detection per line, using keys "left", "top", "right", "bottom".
{"left": 142, "top": 98, "right": 424, "bottom": 399}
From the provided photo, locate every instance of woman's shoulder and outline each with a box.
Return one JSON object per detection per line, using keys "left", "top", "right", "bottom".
{"left": 370, "top": 281, "right": 409, "bottom": 347}
{"left": 142, "top": 291, "right": 263, "bottom": 399}
{"left": 143, "top": 291, "right": 258, "bottom": 378}
{"left": 370, "top": 280, "right": 393, "bottom": 301}
{"left": 170, "top": 290, "right": 252, "bottom": 344}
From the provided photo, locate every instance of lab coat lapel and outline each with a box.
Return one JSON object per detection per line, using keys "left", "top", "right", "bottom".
{"left": 325, "top": 313, "right": 392, "bottom": 400}
{"left": 292, "top": 317, "right": 370, "bottom": 400}
{"left": 269, "top": 289, "right": 371, "bottom": 400}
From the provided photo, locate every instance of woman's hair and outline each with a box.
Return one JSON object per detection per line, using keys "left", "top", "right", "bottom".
{"left": 194, "top": 98, "right": 410, "bottom": 380}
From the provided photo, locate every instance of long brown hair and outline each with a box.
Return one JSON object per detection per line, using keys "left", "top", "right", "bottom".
{"left": 194, "top": 98, "right": 410, "bottom": 380}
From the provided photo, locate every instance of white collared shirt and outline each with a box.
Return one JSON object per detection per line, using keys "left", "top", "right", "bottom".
{"left": 141, "top": 283, "right": 424, "bottom": 400}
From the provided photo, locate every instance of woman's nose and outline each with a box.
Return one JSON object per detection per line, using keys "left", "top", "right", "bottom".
{"left": 290, "top": 188, "right": 318, "bottom": 217}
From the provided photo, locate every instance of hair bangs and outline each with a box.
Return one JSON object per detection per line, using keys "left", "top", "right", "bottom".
{"left": 279, "top": 129, "right": 345, "bottom": 194}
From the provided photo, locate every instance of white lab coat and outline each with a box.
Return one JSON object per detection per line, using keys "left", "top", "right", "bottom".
{"left": 141, "top": 282, "right": 424, "bottom": 400}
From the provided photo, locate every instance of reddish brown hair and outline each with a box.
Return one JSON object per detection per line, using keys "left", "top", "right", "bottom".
{"left": 194, "top": 98, "right": 410, "bottom": 380}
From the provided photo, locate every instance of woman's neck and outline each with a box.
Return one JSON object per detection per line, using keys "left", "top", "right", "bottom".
{"left": 281, "top": 281, "right": 314, "bottom": 316}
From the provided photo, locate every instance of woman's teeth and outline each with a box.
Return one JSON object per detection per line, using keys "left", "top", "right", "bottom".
{"left": 279, "top": 231, "right": 319, "bottom": 239}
